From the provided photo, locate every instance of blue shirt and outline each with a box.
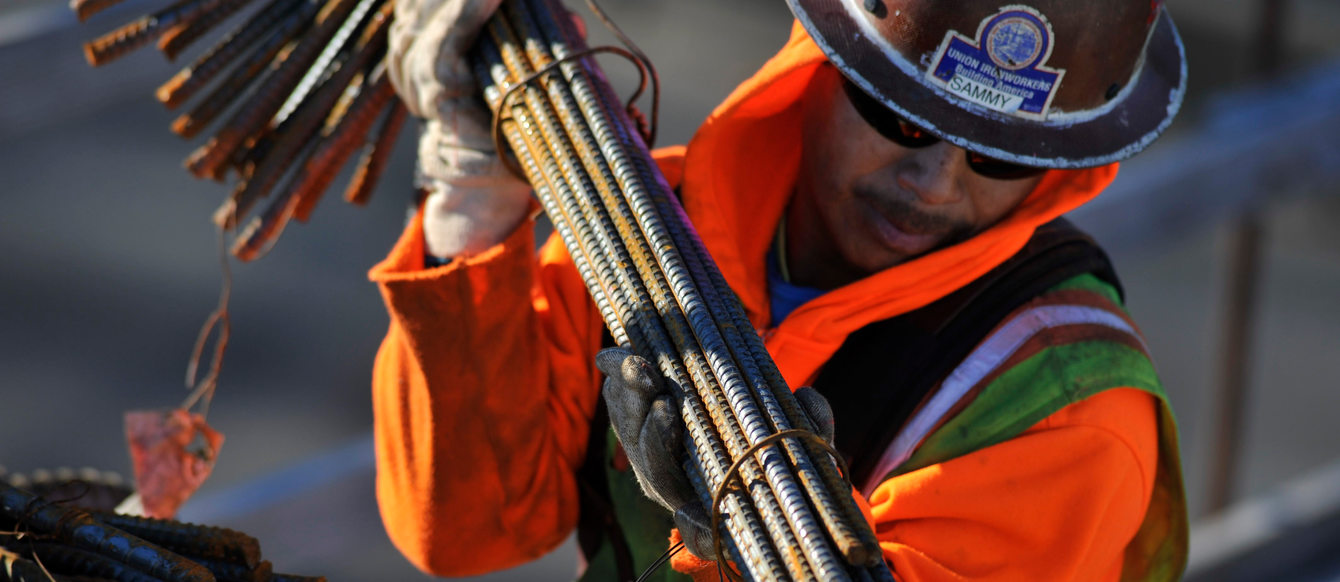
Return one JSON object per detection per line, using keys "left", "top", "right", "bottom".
{"left": 767, "top": 248, "right": 826, "bottom": 326}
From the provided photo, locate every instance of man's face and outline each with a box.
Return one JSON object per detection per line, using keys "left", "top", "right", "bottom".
{"left": 788, "top": 66, "right": 1044, "bottom": 288}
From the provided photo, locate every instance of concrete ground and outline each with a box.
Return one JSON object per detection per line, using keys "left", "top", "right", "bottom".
{"left": 1, "top": 0, "right": 1338, "bottom": 580}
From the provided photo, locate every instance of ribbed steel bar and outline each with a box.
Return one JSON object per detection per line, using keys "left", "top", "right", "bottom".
{"left": 482, "top": 12, "right": 814, "bottom": 576}
{"left": 158, "top": 0, "right": 261, "bottom": 59}
{"left": 474, "top": 50, "right": 627, "bottom": 348}
{"left": 187, "top": 0, "right": 366, "bottom": 182}
{"left": 342, "top": 99, "right": 407, "bottom": 206}
{"left": 475, "top": 33, "right": 786, "bottom": 578}
{"left": 487, "top": 6, "right": 824, "bottom": 579}
{"left": 83, "top": 0, "right": 223, "bottom": 66}
{"left": 232, "top": 65, "right": 395, "bottom": 259}
{"left": 615, "top": 65, "right": 893, "bottom": 582}
{"left": 628, "top": 118, "right": 881, "bottom": 569}
{"left": 275, "top": 0, "right": 381, "bottom": 124}
{"left": 170, "top": 2, "right": 312, "bottom": 138}
{"left": 215, "top": 0, "right": 388, "bottom": 225}
{"left": 468, "top": 0, "right": 891, "bottom": 578}
{"left": 517, "top": 1, "right": 867, "bottom": 577}
{"left": 548, "top": 3, "right": 883, "bottom": 570}
{"left": 156, "top": 0, "right": 306, "bottom": 109}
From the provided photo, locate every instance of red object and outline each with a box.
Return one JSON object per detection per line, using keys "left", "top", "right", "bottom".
{"left": 125, "top": 409, "right": 224, "bottom": 518}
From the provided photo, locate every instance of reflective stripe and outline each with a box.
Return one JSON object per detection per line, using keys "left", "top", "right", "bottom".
{"left": 860, "top": 304, "right": 1145, "bottom": 495}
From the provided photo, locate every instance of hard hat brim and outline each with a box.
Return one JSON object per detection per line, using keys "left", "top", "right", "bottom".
{"left": 789, "top": 0, "right": 1188, "bottom": 169}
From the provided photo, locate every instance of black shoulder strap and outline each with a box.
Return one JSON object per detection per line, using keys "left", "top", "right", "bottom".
{"left": 812, "top": 218, "right": 1120, "bottom": 487}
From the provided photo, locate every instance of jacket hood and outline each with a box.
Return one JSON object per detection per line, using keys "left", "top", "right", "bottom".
{"left": 660, "top": 22, "right": 1119, "bottom": 387}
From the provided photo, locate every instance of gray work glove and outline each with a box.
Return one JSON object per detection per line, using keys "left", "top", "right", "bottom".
{"left": 387, "top": 0, "right": 533, "bottom": 259}
{"left": 595, "top": 347, "right": 835, "bottom": 560}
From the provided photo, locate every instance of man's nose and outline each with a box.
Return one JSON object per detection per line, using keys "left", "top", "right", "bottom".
{"left": 894, "top": 142, "right": 968, "bottom": 205}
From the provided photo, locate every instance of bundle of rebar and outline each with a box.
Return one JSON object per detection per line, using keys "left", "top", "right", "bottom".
{"left": 78, "top": 0, "right": 896, "bottom": 576}
{"left": 472, "top": 1, "right": 892, "bottom": 579}
{"left": 77, "top": 0, "right": 407, "bottom": 260}
{"left": 0, "top": 481, "right": 325, "bottom": 582}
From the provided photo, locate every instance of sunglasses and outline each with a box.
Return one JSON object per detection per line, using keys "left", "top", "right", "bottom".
{"left": 841, "top": 79, "right": 1046, "bottom": 181}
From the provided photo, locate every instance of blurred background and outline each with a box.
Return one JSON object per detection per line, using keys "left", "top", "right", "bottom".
{"left": 2, "top": 0, "right": 1338, "bottom": 580}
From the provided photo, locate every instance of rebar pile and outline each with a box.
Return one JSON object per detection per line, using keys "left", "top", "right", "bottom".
{"left": 77, "top": 0, "right": 407, "bottom": 260}
{"left": 472, "top": 1, "right": 891, "bottom": 579}
{"left": 0, "top": 481, "right": 325, "bottom": 582}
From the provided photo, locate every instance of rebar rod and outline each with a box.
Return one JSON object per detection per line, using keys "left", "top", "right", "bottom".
{"left": 0, "top": 484, "right": 215, "bottom": 582}
{"left": 188, "top": 0, "right": 367, "bottom": 182}
{"left": 214, "top": 0, "right": 388, "bottom": 225}
{"left": 83, "top": 0, "right": 223, "bottom": 65}
{"left": 158, "top": 0, "right": 261, "bottom": 60}
{"left": 86, "top": 511, "right": 261, "bottom": 569}
{"left": 484, "top": 7, "right": 826, "bottom": 579}
{"left": 171, "top": 5, "right": 311, "bottom": 138}
{"left": 548, "top": 4, "right": 883, "bottom": 571}
{"left": 473, "top": 1, "right": 890, "bottom": 578}
{"left": 482, "top": 38, "right": 782, "bottom": 571}
{"left": 156, "top": 0, "right": 305, "bottom": 109}
{"left": 514, "top": 0, "right": 874, "bottom": 574}
{"left": 342, "top": 98, "right": 406, "bottom": 206}
{"left": 483, "top": 9, "right": 796, "bottom": 569}
{"left": 476, "top": 35, "right": 786, "bottom": 579}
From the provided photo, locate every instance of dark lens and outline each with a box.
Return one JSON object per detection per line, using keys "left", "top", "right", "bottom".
{"left": 965, "top": 151, "right": 1047, "bottom": 180}
{"left": 841, "top": 79, "right": 939, "bottom": 149}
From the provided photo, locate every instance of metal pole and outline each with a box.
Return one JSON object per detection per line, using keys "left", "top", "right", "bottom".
{"left": 1206, "top": 0, "right": 1286, "bottom": 514}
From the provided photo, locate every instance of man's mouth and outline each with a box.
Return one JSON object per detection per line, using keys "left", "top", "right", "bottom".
{"left": 855, "top": 189, "right": 958, "bottom": 255}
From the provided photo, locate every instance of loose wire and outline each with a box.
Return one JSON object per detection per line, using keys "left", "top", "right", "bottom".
{"left": 582, "top": 0, "right": 660, "bottom": 146}
{"left": 635, "top": 540, "right": 685, "bottom": 582}
{"left": 710, "top": 429, "right": 854, "bottom": 581}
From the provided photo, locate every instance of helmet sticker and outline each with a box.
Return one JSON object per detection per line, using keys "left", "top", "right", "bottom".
{"left": 925, "top": 5, "right": 1066, "bottom": 120}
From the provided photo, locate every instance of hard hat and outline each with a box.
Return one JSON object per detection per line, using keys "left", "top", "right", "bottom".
{"left": 787, "top": 0, "right": 1187, "bottom": 168}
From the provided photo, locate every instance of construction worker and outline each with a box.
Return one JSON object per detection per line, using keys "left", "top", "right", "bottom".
{"left": 372, "top": 0, "right": 1189, "bottom": 580}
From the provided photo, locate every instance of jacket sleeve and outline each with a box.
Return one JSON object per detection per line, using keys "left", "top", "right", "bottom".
{"left": 866, "top": 387, "right": 1160, "bottom": 582}
{"left": 368, "top": 210, "right": 605, "bottom": 576}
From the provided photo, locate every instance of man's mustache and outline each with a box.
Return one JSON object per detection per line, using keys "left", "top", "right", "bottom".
{"left": 854, "top": 186, "right": 971, "bottom": 243}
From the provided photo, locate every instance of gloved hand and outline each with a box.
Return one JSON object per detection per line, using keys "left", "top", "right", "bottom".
{"left": 387, "top": 0, "right": 533, "bottom": 260}
{"left": 595, "top": 347, "right": 835, "bottom": 560}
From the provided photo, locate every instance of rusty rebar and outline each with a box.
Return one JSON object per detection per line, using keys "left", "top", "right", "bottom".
{"left": 188, "top": 0, "right": 368, "bottom": 182}
{"left": 86, "top": 511, "right": 261, "bottom": 569}
{"left": 476, "top": 33, "right": 793, "bottom": 573}
{"left": 531, "top": 0, "right": 865, "bottom": 570}
{"left": 158, "top": 0, "right": 261, "bottom": 60}
{"left": 215, "top": 0, "right": 388, "bottom": 228}
{"left": 0, "top": 483, "right": 215, "bottom": 582}
{"left": 549, "top": 2, "right": 882, "bottom": 569}
{"left": 471, "top": 0, "right": 891, "bottom": 578}
{"left": 72, "top": 0, "right": 130, "bottom": 22}
{"left": 485, "top": 8, "right": 825, "bottom": 578}
{"left": 156, "top": 0, "right": 306, "bottom": 109}
{"left": 23, "top": 542, "right": 164, "bottom": 582}
{"left": 232, "top": 66, "right": 393, "bottom": 259}
{"left": 83, "top": 0, "right": 222, "bottom": 66}
{"left": 342, "top": 98, "right": 406, "bottom": 206}
{"left": 171, "top": 11, "right": 309, "bottom": 139}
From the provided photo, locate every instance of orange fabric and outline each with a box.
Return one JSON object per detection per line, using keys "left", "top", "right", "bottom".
{"left": 667, "top": 529, "right": 724, "bottom": 582}
{"left": 868, "top": 388, "right": 1158, "bottom": 582}
{"left": 371, "top": 210, "right": 605, "bottom": 575}
{"left": 369, "top": 20, "right": 1156, "bottom": 581}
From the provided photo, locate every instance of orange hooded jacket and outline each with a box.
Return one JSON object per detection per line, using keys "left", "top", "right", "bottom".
{"left": 370, "top": 22, "right": 1164, "bottom": 581}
